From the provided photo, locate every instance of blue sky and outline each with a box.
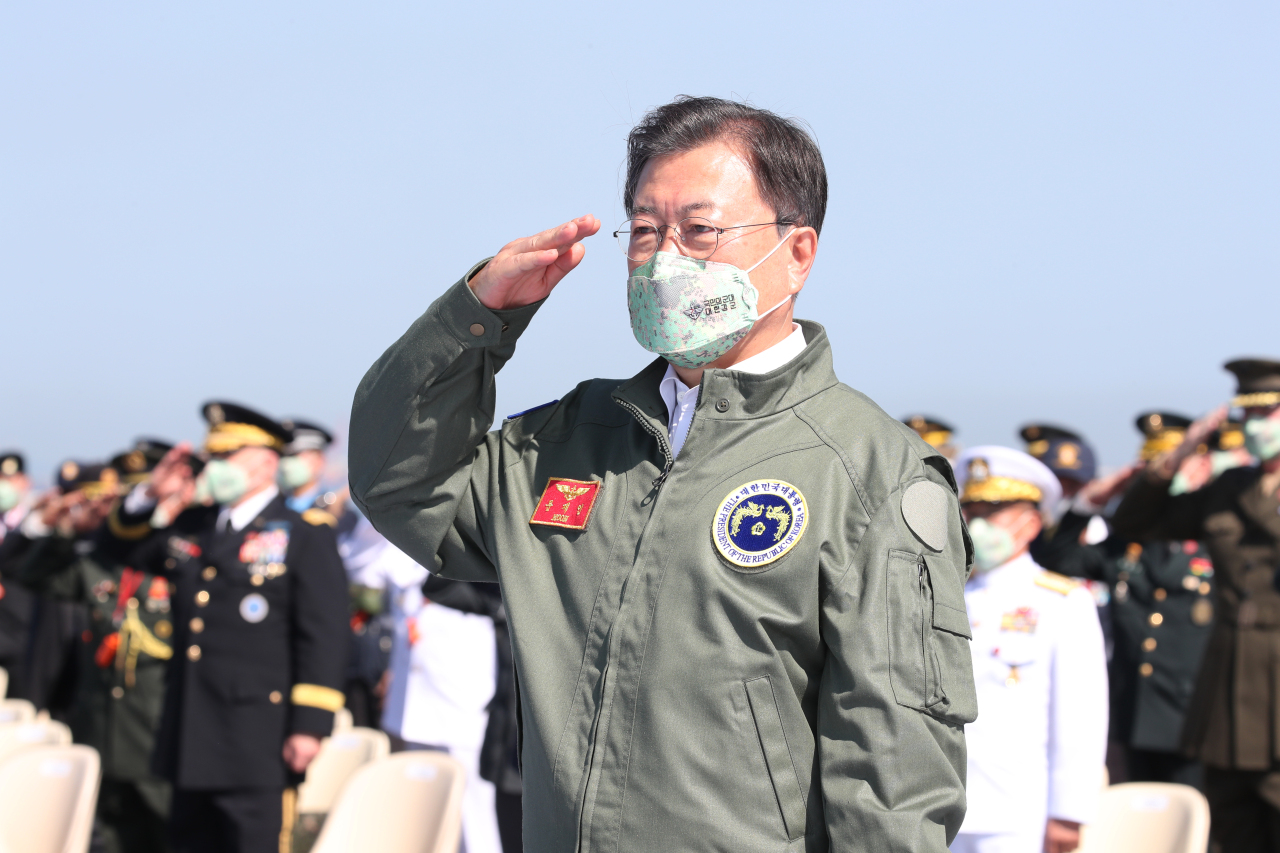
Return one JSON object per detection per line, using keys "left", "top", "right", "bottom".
{"left": 2, "top": 3, "right": 1277, "bottom": 483}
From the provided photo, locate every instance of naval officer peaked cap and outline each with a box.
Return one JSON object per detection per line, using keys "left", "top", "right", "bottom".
{"left": 954, "top": 445, "right": 1063, "bottom": 515}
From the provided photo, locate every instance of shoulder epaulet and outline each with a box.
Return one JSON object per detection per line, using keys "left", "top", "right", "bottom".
{"left": 301, "top": 508, "right": 338, "bottom": 528}
{"left": 1035, "top": 571, "right": 1080, "bottom": 596}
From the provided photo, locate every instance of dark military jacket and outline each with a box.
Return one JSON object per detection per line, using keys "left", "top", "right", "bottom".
{"left": 1112, "top": 466, "right": 1280, "bottom": 770}
{"left": 14, "top": 534, "right": 173, "bottom": 781}
{"left": 122, "top": 492, "right": 349, "bottom": 789}
{"left": 1040, "top": 510, "right": 1214, "bottom": 753}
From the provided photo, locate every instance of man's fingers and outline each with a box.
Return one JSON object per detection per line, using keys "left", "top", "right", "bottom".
{"left": 517, "top": 215, "right": 599, "bottom": 255}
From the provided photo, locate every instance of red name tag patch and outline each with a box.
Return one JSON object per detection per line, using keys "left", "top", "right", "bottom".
{"left": 530, "top": 478, "right": 602, "bottom": 531}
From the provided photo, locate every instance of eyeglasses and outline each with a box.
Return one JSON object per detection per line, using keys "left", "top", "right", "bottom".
{"left": 613, "top": 217, "right": 793, "bottom": 262}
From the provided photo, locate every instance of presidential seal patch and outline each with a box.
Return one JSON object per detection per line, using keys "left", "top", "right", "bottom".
{"left": 713, "top": 480, "right": 807, "bottom": 570}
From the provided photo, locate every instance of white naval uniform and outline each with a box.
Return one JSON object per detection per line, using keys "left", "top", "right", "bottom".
{"left": 952, "top": 552, "right": 1108, "bottom": 852}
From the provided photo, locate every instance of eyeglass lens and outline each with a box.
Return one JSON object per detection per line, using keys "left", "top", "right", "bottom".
{"left": 615, "top": 217, "right": 720, "bottom": 262}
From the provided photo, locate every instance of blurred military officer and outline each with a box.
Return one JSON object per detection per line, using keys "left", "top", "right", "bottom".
{"left": 0, "top": 450, "right": 35, "bottom": 697}
{"left": 952, "top": 446, "right": 1108, "bottom": 853}
{"left": 903, "top": 414, "right": 960, "bottom": 462}
{"left": 116, "top": 402, "right": 349, "bottom": 853}
{"left": 1112, "top": 359, "right": 1280, "bottom": 853}
{"left": 276, "top": 420, "right": 341, "bottom": 522}
{"left": 278, "top": 417, "right": 393, "bottom": 729}
{"left": 1039, "top": 412, "right": 1234, "bottom": 790}
{"left": 15, "top": 455, "right": 175, "bottom": 853}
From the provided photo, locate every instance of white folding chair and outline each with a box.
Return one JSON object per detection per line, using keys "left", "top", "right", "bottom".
{"left": 1076, "top": 782, "right": 1210, "bottom": 853}
{"left": 311, "top": 751, "right": 466, "bottom": 853}
{"left": 297, "top": 727, "right": 391, "bottom": 814}
{"left": 0, "top": 744, "right": 101, "bottom": 853}
{"left": 0, "top": 719, "right": 73, "bottom": 763}
{"left": 331, "top": 707, "right": 354, "bottom": 733}
{"left": 0, "top": 698, "right": 36, "bottom": 726}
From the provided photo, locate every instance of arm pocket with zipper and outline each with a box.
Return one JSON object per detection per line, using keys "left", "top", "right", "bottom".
{"left": 745, "top": 676, "right": 807, "bottom": 841}
{"left": 886, "top": 549, "right": 977, "bottom": 725}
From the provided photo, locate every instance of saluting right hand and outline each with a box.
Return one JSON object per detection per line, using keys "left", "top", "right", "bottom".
{"left": 1151, "top": 405, "right": 1229, "bottom": 480}
{"left": 470, "top": 215, "right": 601, "bottom": 310}
{"left": 147, "top": 442, "right": 196, "bottom": 503}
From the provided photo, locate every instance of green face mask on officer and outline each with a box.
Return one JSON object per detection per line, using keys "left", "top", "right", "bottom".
{"left": 203, "top": 459, "right": 250, "bottom": 505}
{"left": 277, "top": 455, "right": 313, "bottom": 491}
{"left": 0, "top": 480, "right": 21, "bottom": 512}
{"left": 1244, "top": 411, "right": 1280, "bottom": 461}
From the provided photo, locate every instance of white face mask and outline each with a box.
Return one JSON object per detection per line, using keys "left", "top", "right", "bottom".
{"left": 203, "top": 459, "right": 250, "bottom": 505}
{"left": 626, "top": 230, "right": 796, "bottom": 369}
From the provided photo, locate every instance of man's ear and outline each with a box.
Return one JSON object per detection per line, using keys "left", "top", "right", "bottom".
{"left": 787, "top": 226, "right": 818, "bottom": 295}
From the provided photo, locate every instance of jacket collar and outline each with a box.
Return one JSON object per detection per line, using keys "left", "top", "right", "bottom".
{"left": 611, "top": 320, "right": 840, "bottom": 426}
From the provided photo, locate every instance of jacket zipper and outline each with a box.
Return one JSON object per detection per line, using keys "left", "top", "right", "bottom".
{"left": 614, "top": 399, "right": 675, "bottom": 490}
{"left": 573, "top": 399, "right": 675, "bottom": 851}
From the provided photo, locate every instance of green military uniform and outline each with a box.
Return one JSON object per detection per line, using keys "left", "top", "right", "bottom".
{"left": 1112, "top": 360, "right": 1280, "bottom": 853}
{"left": 15, "top": 465, "right": 173, "bottom": 853}
{"left": 1040, "top": 413, "right": 1216, "bottom": 788}
{"left": 349, "top": 268, "right": 977, "bottom": 853}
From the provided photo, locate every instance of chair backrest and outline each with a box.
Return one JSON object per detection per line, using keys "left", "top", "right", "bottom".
{"left": 1076, "top": 782, "right": 1211, "bottom": 853}
{"left": 0, "top": 720, "right": 74, "bottom": 764}
{"left": 332, "top": 707, "right": 353, "bottom": 733}
{"left": 295, "top": 727, "right": 392, "bottom": 814}
{"left": 0, "top": 698, "right": 36, "bottom": 726}
{"left": 311, "top": 752, "right": 466, "bottom": 853}
{"left": 0, "top": 666, "right": 8, "bottom": 699}
{"left": 0, "top": 744, "right": 101, "bottom": 853}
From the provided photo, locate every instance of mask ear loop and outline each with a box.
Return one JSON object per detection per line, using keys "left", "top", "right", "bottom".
{"left": 746, "top": 228, "right": 799, "bottom": 319}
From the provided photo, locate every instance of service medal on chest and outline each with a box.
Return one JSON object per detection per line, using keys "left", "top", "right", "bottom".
{"left": 712, "top": 479, "right": 808, "bottom": 570}
{"left": 240, "top": 593, "right": 269, "bottom": 624}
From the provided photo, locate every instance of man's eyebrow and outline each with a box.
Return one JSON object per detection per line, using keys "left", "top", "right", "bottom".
{"left": 630, "top": 201, "right": 714, "bottom": 218}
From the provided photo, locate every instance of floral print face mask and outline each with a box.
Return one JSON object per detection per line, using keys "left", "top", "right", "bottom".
{"left": 626, "top": 230, "right": 796, "bottom": 369}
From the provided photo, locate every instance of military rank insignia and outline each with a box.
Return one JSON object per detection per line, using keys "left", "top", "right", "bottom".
{"left": 1000, "top": 607, "right": 1039, "bottom": 633}
{"left": 530, "top": 478, "right": 602, "bottom": 531}
{"left": 713, "top": 479, "right": 807, "bottom": 569}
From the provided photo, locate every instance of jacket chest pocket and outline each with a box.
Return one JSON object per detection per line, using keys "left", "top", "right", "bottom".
{"left": 886, "top": 549, "right": 977, "bottom": 725}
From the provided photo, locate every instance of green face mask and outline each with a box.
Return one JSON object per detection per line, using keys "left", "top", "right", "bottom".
{"left": 967, "top": 517, "right": 1018, "bottom": 573}
{"left": 277, "top": 456, "right": 313, "bottom": 491}
{"left": 1244, "top": 415, "right": 1280, "bottom": 462}
{"left": 0, "top": 480, "right": 21, "bottom": 513}
{"left": 204, "top": 459, "right": 250, "bottom": 505}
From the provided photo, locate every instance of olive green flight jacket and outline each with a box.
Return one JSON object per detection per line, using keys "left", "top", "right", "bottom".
{"left": 349, "top": 266, "right": 977, "bottom": 853}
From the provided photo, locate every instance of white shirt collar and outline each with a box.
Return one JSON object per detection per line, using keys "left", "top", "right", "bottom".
{"left": 217, "top": 485, "right": 279, "bottom": 532}
{"left": 660, "top": 323, "right": 807, "bottom": 414}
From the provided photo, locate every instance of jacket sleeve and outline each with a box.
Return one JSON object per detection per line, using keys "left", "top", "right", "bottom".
{"left": 1047, "top": 587, "right": 1109, "bottom": 823}
{"left": 287, "top": 520, "right": 353, "bottom": 736}
{"left": 347, "top": 265, "right": 543, "bottom": 582}
{"left": 818, "top": 470, "right": 976, "bottom": 851}
{"left": 11, "top": 535, "right": 85, "bottom": 601}
{"left": 1110, "top": 474, "right": 1208, "bottom": 542}
{"left": 1036, "top": 511, "right": 1108, "bottom": 582}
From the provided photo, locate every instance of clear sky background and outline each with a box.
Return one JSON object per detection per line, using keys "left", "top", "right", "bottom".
{"left": 3, "top": 3, "right": 1277, "bottom": 484}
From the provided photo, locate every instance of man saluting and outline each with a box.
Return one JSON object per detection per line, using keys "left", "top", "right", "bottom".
{"left": 350, "top": 96, "right": 977, "bottom": 852}
{"left": 119, "top": 402, "right": 349, "bottom": 853}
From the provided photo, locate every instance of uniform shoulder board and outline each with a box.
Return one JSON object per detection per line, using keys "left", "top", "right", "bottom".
{"left": 301, "top": 508, "right": 338, "bottom": 528}
{"left": 1035, "top": 570, "right": 1080, "bottom": 596}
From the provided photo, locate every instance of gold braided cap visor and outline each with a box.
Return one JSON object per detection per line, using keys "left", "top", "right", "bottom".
{"left": 961, "top": 476, "right": 1043, "bottom": 505}
{"left": 1233, "top": 391, "right": 1280, "bottom": 408}
{"left": 920, "top": 430, "right": 953, "bottom": 448}
{"left": 204, "top": 422, "right": 284, "bottom": 453}
{"left": 1140, "top": 430, "right": 1187, "bottom": 461}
